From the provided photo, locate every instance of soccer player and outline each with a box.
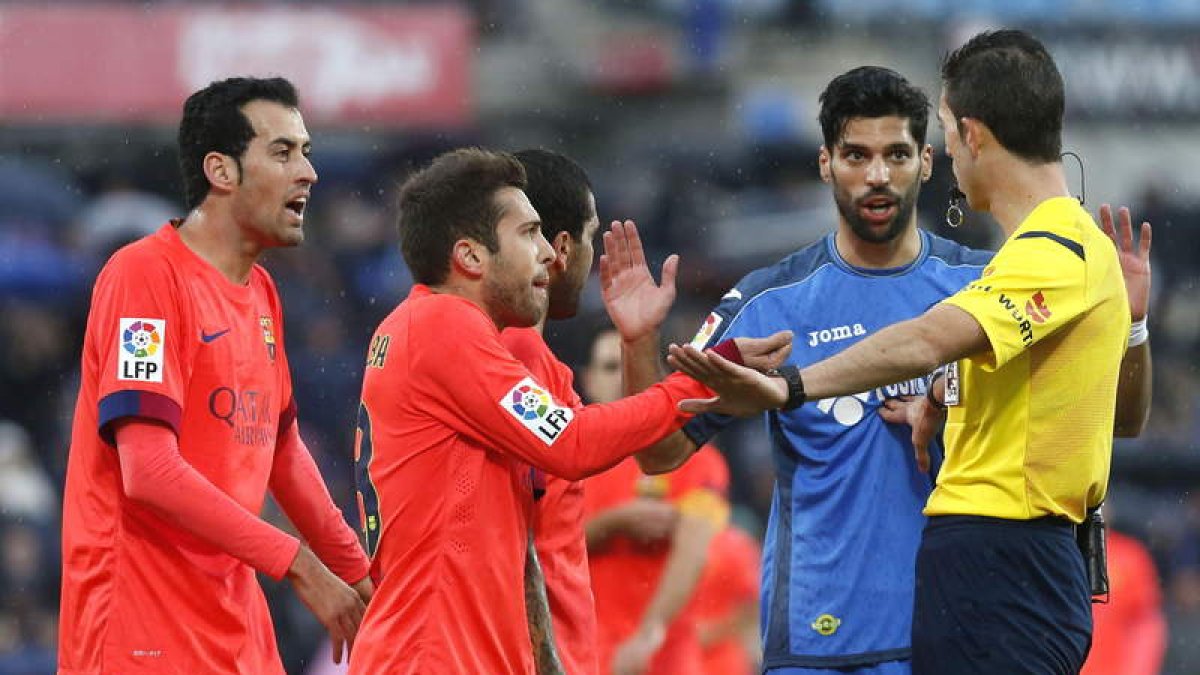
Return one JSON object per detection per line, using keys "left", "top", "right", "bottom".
{"left": 348, "top": 148, "right": 785, "bottom": 674}
{"left": 582, "top": 329, "right": 732, "bottom": 675}
{"left": 501, "top": 149, "right": 605, "bottom": 675}
{"left": 692, "top": 525, "right": 762, "bottom": 675}
{"left": 630, "top": 66, "right": 990, "bottom": 675}
{"left": 59, "top": 77, "right": 372, "bottom": 675}
{"left": 503, "top": 149, "right": 665, "bottom": 675}
{"left": 668, "top": 30, "right": 1151, "bottom": 673}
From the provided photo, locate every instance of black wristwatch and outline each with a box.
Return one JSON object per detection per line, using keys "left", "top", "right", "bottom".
{"left": 768, "top": 365, "right": 806, "bottom": 410}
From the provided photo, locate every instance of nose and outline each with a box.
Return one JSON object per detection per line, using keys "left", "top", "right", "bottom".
{"left": 299, "top": 154, "right": 318, "bottom": 185}
{"left": 535, "top": 230, "right": 554, "bottom": 265}
{"left": 865, "top": 157, "right": 890, "bottom": 187}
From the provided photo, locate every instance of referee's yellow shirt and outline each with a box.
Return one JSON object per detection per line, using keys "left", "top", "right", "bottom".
{"left": 927, "top": 197, "right": 1129, "bottom": 524}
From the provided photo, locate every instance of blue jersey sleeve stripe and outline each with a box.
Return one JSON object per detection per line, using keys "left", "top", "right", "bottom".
{"left": 98, "top": 390, "right": 183, "bottom": 447}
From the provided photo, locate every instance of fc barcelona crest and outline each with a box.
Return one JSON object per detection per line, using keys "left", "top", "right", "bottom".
{"left": 260, "top": 316, "right": 277, "bottom": 362}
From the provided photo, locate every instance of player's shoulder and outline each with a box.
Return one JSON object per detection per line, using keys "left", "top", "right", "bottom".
{"left": 1008, "top": 197, "right": 1095, "bottom": 260}
{"left": 723, "top": 237, "right": 834, "bottom": 307}
{"left": 923, "top": 230, "right": 994, "bottom": 268}
{"left": 97, "top": 227, "right": 180, "bottom": 284}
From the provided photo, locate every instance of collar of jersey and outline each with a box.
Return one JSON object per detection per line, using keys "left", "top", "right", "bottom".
{"left": 824, "top": 229, "right": 930, "bottom": 278}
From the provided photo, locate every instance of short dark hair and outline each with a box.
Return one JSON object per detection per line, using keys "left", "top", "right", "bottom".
{"left": 941, "top": 29, "right": 1064, "bottom": 163}
{"left": 177, "top": 77, "right": 299, "bottom": 210}
{"left": 818, "top": 66, "right": 930, "bottom": 149}
{"left": 513, "top": 149, "right": 593, "bottom": 242}
{"left": 398, "top": 148, "right": 527, "bottom": 285}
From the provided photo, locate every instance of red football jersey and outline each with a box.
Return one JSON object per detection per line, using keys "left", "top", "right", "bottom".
{"left": 60, "top": 224, "right": 296, "bottom": 674}
{"left": 690, "top": 526, "right": 762, "bottom": 675}
{"left": 585, "top": 445, "right": 730, "bottom": 675}
{"left": 503, "top": 327, "right": 598, "bottom": 675}
{"left": 1081, "top": 530, "right": 1166, "bottom": 675}
{"left": 349, "top": 286, "right": 709, "bottom": 675}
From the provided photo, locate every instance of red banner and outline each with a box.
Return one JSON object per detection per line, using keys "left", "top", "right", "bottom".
{"left": 0, "top": 4, "right": 472, "bottom": 127}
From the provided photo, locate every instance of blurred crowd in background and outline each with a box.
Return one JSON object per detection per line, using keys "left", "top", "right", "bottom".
{"left": 1, "top": 1, "right": 1199, "bottom": 673}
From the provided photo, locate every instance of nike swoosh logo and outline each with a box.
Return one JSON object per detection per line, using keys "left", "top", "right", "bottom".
{"left": 201, "top": 328, "right": 231, "bottom": 343}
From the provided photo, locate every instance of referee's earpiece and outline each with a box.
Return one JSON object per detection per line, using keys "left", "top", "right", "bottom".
{"left": 1061, "top": 151, "right": 1086, "bottom": 205}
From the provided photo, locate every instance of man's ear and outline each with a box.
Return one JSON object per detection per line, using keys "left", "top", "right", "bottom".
{"left": 960, "top": 117, "right": 987, "bottom": 158}
{"left": 549, "top": 230, "right": 574, "bottom": 272}
{"left": 920, "top": 143, "right": 934, "bottom": 182}
{"left": 202, "top": 152, "right": 239, "bottom": 195}
{"left": 818, "top": 146, "right": 832, "bottom": 183}
{"left": 451, "top": 238, "right": 487, "bottom": 279}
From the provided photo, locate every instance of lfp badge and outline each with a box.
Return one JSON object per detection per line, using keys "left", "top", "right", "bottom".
{"left": 500, "top": 377, "right": 574, "bottom": 446}
{"left": 118, "top": 318, "right": 165, "bottom": 382}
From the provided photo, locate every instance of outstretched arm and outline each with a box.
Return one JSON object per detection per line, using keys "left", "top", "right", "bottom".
{"left": 599, "top": 219, "right": 790, "bottom": 472}
{"left": 668, "top": 303, "right": 987, "bottom": 416}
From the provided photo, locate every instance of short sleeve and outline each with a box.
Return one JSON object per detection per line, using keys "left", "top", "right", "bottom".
{"left": 941, "top": 232, "right": 1090, "bottom": 371}
{"left": 93, "top": 251, "right": 193, "bottom": 444}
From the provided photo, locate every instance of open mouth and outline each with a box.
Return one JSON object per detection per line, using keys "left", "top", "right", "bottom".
{"left": 858, "top": 196, "right": 897, "bottom": 222}
{"left": 285, "top": 196, "right": 308, "bottom": 219}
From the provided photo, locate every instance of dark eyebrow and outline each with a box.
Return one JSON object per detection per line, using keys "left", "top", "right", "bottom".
{"left": 269, "top": 137, "right": 312, "bottom": 152}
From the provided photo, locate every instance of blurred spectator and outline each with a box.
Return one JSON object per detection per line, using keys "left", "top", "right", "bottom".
{"left": 71, "top": 177, "right": 179, "bottom": 257}
{"left": 1082, "top": 522, "right": 1167, "bottom": 675}
{"left": 0, "top": 422, "right": 57, "bottom": 526}
{"left": 689, "top": 524, "right": 761, "bottom": 675}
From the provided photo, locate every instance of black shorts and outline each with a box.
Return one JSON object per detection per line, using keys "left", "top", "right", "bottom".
{"left": 912, "top": 515, "right": 1092, "bottom": 675}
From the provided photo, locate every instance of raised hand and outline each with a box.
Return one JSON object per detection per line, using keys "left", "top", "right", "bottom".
{"left": 879, "top": 395, "right": 945, "bottom": 473}
{"left": 599, "top": 220, "right": 679, "bottom": 343}
{"left": 1098, "top": 204, "right": 1152, "bottom": 321}
{"left": 666, "top": 343, "right": 787, "bottom": 416}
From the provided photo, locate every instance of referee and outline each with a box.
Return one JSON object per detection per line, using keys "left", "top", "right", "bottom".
{"left": 669, "top": 29, "right": 1151, "bottom": 674}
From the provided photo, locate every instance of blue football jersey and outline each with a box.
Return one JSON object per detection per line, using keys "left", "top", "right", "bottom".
{"left": 684, "top": 230, "right": 991, "bottom": 669}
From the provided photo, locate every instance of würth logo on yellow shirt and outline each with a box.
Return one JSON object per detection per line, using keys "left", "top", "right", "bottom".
{"left": 1025, "top": 291, "right": 1051, "bottom": 324}
{"left": 500, "top": 377, "right": 574, "bottom": 445}
{"left": 997, "top": 293, "right": 1034, "bottom": 346}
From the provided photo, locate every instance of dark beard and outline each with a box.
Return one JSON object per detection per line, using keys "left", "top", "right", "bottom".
{"left": 834, "top": 182, "right": 919, "bottom": 244}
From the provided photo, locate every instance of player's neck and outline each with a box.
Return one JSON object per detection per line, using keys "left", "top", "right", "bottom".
{"left": 834, "top": 222, "right": 921, "bottom": 269}
{"left": 176, "top": 209, "right": 260, "bottom": 285}
{"left": 981, "top": 159, "right": 1070, "bottom": 238}
{"left": 428, "top": 278, "right": 509, "bottom": 330}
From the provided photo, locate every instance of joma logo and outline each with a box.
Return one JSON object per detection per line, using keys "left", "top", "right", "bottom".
{"left": 808, "top": 323, "right": 867, "bottom": 347}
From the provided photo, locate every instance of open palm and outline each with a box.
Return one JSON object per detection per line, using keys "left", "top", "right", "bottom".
{"left": 1099, "top": 204, "right": 1152, "bottom": 321}
{"left": 599, "top": 220, "right": 679, "bottom": 342}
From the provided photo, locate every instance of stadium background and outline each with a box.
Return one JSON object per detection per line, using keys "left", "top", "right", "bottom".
{"left": 1, "top": 1, "right": 1198, "bottom": 672}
